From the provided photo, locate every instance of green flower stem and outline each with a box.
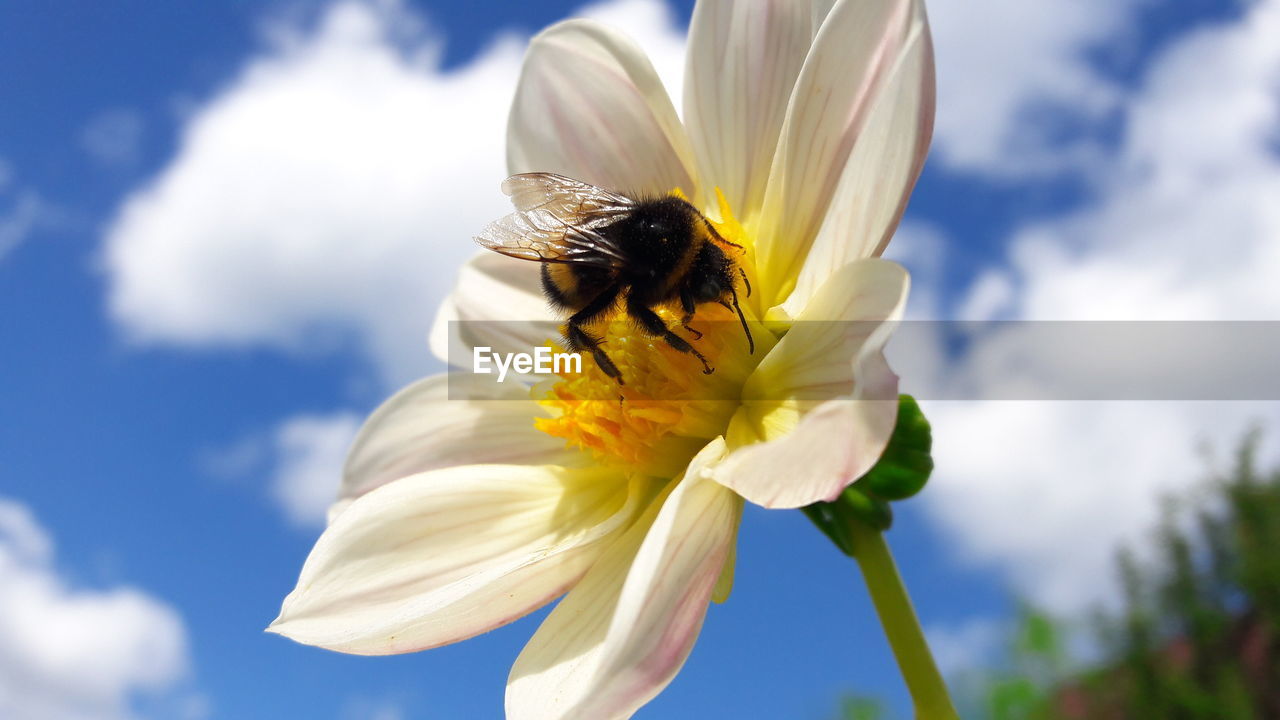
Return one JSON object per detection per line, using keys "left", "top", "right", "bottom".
{"left": 849, "top": 520, "right": 959, "bottom": 720}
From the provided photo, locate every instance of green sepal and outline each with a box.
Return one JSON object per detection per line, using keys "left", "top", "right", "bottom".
{"left": 802, "top": 486, "right": 893, "bottom": 557}
{"left": 801, "top": 503, "right": 856, "bottom": 557}
{"left": 837, "top": 485, "right": 894, "bottom": 531}
{"left": 802, "top": 395, "right": 931, "bottom": 556}
{"left": 856, "top": 395, "right": 933, "bottom": 501}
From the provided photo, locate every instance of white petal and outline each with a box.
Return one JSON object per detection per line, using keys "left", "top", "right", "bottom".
{"left": 507, "top": 440, "right": 741, "bottom": 720}
{"left": 683, "top": 0, "right": 811, "bottom": 216}
{"left": 508, "top": 19, "right": 698, "bottom": 201}
{"left": 718, "top": 394, "right": 898, "bottom": 509}
{"left": 715, "top": 260, "right": 908, "bottom": 508}
{"left": 749, "top": 259, "right": 908, "bottom": 398}
{"left": 754, "top": 0, "right": 917, "bottom": 308}
{"left": 429, "top": 250, "right": 557, "bottom": 365}
{"left": 782, "top": 0, "right": 934, "bottom": 317}
{"left": 338, "top": 374, "right": 579, "bottom": 506}
{"left": 810, "top": 0, "right": 838, "bottom": 35}
{"left": 269, "top": 464, "right": 649, "bottom": 655}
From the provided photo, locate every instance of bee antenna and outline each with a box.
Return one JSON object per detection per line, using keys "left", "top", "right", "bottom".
{"left": 729, "top": 285, "right": 754, "bottom": 355}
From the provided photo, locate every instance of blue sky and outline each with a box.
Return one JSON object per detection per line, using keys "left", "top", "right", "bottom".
{"left": 2, "top": 0, "right": 1279, "bottom": 718}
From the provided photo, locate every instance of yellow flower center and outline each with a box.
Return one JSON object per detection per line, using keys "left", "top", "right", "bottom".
{"left": 534, "top": 190, "right": 767, "bottom": 477}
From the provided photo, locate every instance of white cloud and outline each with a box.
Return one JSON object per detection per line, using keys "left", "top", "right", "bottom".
{"left": 339, "top": 696, "right": 406, "bottom": 720}
{"left": 926, "top": 616, "right": 1005, "bottom": 679}
{"left": 913, "top": 0, "right": 1280, "bottom": 613}
{"left": 81, "top": 109, "right": 146, "bottom": 168}
{"left": 927, "top": 0, "right": 1144, "bottom": 174}
{"left": 883, "top": 221, "right": 949, "bottom": 320}
{"left": 271, "top": 412, "right": 362, "bottom": 527}
{"left": 198, "top": 434, "right": 268, "bottom": 483}
{"left": 0, "top": 498, "right": 196, "bottom": 720}
{"left": 1, "top": 191, "right": 45, "bottom": 263}
{"left": 101, "top": 0, "right": 686, "bottom": 387}
{"left": 956, "top": 272, "right": 1014, "bottom": 322}
{"left": 201, "top": 412, "right": 360, "bottom": 527}
{"left": 1009, "top": 1, "right": 1280, "bottom": 323}
{"left": 922, "top": 401, "right": 1274, "bottom": 612}
{"left": 0, "top": 160, "right": 66, "bottom": 263}
{"left": 101, "top": 1, "right": 516, "bottom": 385}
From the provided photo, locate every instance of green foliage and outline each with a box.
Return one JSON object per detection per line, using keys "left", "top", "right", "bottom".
{"left": 833, "top": 694, "right": 884, "bottom": 720}
{"left": 967, "top": 606, "right": 1065, "bottom": 720}
{"left": 1075, "top": 434, "right": 1280, "bottom": 720}
{"left": 1034, "top": 433, "right": 1280, "bottom": 719}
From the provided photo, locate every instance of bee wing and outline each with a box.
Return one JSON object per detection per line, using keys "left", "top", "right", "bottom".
{"left": 474, "top": 173, "right": 636, "bottom": 267}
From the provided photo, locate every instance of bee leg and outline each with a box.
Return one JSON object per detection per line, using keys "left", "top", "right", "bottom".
{"left": 703, "top": 218, "right": 744, "bottom": 250}
{"left": 565, "top": 284, "right": 625, "bottom": 384}
{"left": 739, "top": 267, "right": 752, "bottom": 297}
{"left": 680, "top": 317, "right": 703, "bottom": 340}
{"left": 565, "top": 324, "right": 623, "bottom": 384}
{"left": 628, "top": 298, "right": 714, "bottom": 375}
{"left": 729, "top": 283, "right": 753, "bottom": 354}
{"left": 678, "top": 289, "right": 703, "bottom": 340}
{"left": 717, "top": 291, "right": 754, "bottom": 355}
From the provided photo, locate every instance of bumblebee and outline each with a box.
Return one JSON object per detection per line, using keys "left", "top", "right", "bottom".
{"left": 475, "top": 172, "right": 753, "bottom": 384}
